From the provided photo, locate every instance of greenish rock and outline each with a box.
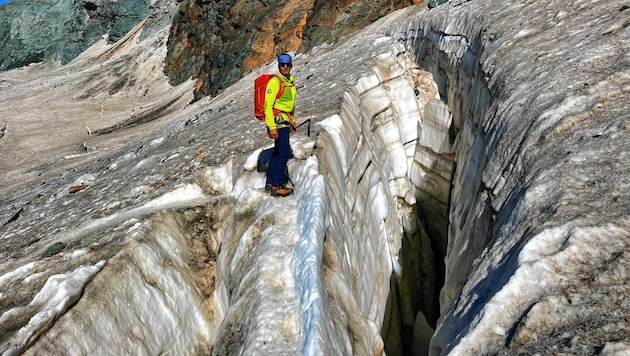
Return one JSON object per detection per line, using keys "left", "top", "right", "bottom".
{"left": 42, "top": 241, "right": 66, "bottom": 258}
{"left": 429, "top": 0, "right": 449, "bottom": 9}
{"left": 0, "top": 0, "right": 150, "bottom": 71}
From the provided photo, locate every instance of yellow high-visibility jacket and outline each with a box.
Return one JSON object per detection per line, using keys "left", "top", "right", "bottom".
{"left": 264, "top": 73, "right": 297, "bottom": 130}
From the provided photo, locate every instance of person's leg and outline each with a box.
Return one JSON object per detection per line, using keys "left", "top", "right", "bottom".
{"left": 266, "top": 127, "right": 291, "bottom": 187}
{"left": 276, "top": 127, "right": 292, "bottom": 186}
{"left": 266, "top": 128, "right": 293, "bottom": 196}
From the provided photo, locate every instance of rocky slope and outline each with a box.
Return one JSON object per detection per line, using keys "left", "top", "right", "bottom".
{"left": 164, "top": 0, "right": 422, "bottom": 100}
{"left": 0, "top": 0, "right": 420, "bottom": 98}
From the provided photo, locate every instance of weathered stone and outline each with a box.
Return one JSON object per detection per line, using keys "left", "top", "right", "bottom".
{"left": 0, "top": 0, "right": 150, "bottom": 71}
{"left": 42, "top": 241, "right": 66, "bottom": 258}
{"left": 163, "top": 0, "right": 421, "bottom": 99}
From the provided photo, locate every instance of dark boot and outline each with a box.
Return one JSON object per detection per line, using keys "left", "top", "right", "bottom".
{"left": 271, "top": 185, "right": 293, "bottom": 197}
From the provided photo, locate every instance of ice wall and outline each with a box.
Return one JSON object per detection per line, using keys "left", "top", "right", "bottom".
{"left": 310, "top": 32, "right": 461, "bottom": 353}
{"left": 387, "top": 4, "right": 498, "bottom": 315}
{"left": 17, "top": 210, "right": 219, "bottom": 355}
{"left": 385, "top": 0, "right": 630, "bottom": 355}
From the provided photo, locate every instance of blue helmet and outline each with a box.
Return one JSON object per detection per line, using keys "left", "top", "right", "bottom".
{"left": 278, "top": 54, "right": 292, "bottom": 65}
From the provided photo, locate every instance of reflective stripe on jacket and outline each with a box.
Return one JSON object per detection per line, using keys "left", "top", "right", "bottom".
{"left": 264, "top": 73, "right": 297, "bottom": 130}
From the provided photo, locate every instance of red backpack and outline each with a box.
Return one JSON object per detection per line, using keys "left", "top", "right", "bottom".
{"left": 254, "top": 74, "right": 285, "bottom": 121}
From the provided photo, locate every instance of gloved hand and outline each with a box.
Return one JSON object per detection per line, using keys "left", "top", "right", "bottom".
{"left": 290, "top": 121, "right": 297, "bottom": 134}
{"left": 268, "top": 128, "right": 279, "bottom": 139}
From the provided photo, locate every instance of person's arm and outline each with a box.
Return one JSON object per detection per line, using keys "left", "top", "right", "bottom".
{"left": 288, "top": 78, "right": 297, "bottom": 132}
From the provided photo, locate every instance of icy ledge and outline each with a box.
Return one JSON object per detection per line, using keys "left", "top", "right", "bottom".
{"left": 210, "top": 154, "right": 337, "bottom": 355}
{"left": 212, "top": 38, "right": 444, "bottom": 354}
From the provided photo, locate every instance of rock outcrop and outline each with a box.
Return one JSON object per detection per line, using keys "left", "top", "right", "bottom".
{"left": 0, "top": 0, "right": 150, "bottom": 70}
{"left": 0, "top": 0, "right": 422, "bottom": 99}
{"left": 164, "top": 0, "right": 422, "bottom": 100}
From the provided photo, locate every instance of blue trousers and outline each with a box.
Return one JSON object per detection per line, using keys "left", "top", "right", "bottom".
{"left": 267, "top": 127, "right": 291, "bottom": 187}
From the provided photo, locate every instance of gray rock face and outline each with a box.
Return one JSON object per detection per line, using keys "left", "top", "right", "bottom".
{"left": 0, "top": 0, "right": 149, "bottom": 71}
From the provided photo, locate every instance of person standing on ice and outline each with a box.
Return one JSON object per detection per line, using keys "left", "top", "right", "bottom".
{"left": 264, "top": 53, "right": 297, "bottom": 197}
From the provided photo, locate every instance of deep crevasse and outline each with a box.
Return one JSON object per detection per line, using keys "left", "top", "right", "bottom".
{"left": 212, "top": 38, "right": 445, "bottom": 355}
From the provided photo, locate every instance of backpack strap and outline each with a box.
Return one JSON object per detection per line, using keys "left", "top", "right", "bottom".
{"left": 274, "top": 74, "right": 285, "bottom": 100}
{"left": 272, "top": 74, "right": 287, "bottom": 116}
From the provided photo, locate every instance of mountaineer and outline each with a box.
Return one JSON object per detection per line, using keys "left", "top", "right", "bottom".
{"left": 263, "top": 53, "right": 297, "bottom": 197}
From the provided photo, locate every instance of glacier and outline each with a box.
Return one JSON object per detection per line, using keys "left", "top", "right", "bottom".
{"left": 1, "top": 0, "right": 629, "bottom": 355}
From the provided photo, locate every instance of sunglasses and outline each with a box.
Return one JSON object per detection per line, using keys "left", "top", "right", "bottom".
{"left": 279, "top": 63, "right": 292, "bottom": 68}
